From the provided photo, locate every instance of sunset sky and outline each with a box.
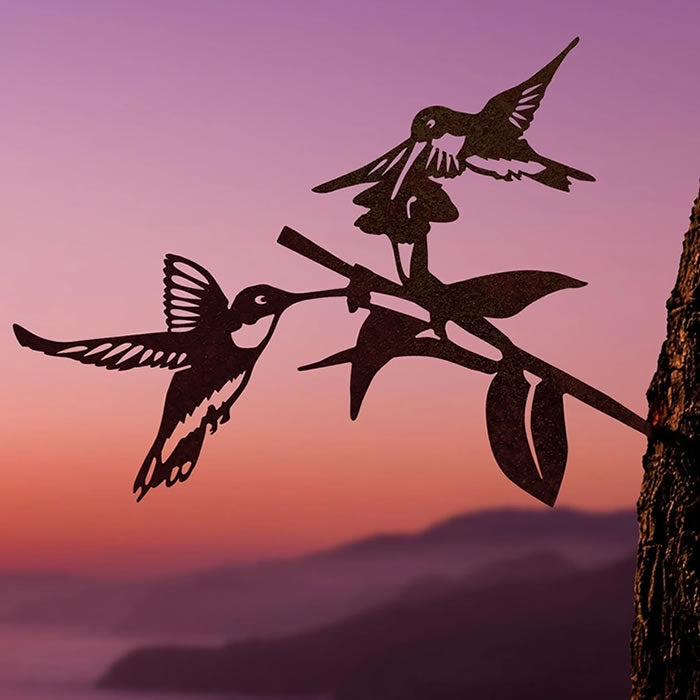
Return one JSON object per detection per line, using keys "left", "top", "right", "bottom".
{"left": 2, "top": 0, "right": 698, "bottom": 575}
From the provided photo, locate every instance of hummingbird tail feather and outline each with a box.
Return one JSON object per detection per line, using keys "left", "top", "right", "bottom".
{"left": 133, "top": 428, "right": 206, "bottom": 502}
{"left": 526, "top": 158, "right": 596, "bottom": 191}
{"left": 161, "top": 428, "right": 206, "bottom": 486}
{"left": 133, "top": 452, "right": 162, "bottom": 502}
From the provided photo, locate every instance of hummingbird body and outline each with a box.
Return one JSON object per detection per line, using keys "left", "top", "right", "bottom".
{"left": 134, "top": 334, "right": 262, "bottom": 499}
{"left": 13, "top": 255, "right": 343, "bottom": 500}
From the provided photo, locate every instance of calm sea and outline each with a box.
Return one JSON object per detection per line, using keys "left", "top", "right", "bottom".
{"left": 0, "top": 624, "right": 326, "bottom": 700}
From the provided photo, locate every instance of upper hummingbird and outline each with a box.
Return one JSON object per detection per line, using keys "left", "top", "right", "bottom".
{"left": 313, "top": 38, "right": 594, "bottom": 198}
{"left": 13, "top": 254, "right": 343, "bottom": 501}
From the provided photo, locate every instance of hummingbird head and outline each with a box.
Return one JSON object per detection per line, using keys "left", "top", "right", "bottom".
{"left": 230, "top": 285, "right": 294, "bottom": 327}
{"left": 410, "top": 106, "right": 454, "bottom": 142}
{"left": 231, "top": 284, "right": 346, "bottom": 328}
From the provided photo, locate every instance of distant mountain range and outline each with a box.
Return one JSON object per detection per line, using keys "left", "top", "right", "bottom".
{"left": 1, "top": 508, "right": 637, "bottom": 643}
{"left": 100, "top": 552, "right": 636, "bottom": 699}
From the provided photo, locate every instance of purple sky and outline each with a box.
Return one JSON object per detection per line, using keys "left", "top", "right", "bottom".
{"left": 1, "top": 0, "right": 698, "bottom": 573}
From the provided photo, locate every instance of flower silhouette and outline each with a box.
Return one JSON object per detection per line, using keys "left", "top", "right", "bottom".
{"left": 352, "top": 170, "right": 458, "bottom": 244}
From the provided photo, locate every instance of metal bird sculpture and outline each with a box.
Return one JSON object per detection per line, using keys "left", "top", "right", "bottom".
{"left": 10, "top": 37, "right": 651, "bottom": 509}
{"left": 313, "top": 37, "right": 594, "bottom": 198}
{"left": 13, "top": 255, "right": 343, "bottom": 500}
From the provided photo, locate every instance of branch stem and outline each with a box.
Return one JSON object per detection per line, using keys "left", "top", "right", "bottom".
{"left": 278, "top": 226, "right": 651, "bottom": 437}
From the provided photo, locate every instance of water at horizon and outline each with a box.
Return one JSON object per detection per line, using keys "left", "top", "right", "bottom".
{"left": 0, "top": 624, "right": 326, "bottom": 700}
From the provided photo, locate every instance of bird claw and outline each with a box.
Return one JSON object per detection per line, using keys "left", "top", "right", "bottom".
{"left": 204, "top": 403, "right": 232, "bottom": 435}
{"left": 205, "top": 405, "right": 219, "bottom": 435}
{"left": 346, "top": 266, "right": 373, "bottom": 313}
{"left": 430, "top": 312, "right": 449, "bottom": 340}
{"left": 347, "top": 292, "right": 371, "bottom": 314}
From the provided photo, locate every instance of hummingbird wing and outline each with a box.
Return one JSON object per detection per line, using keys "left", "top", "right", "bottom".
{"left": 13, "top": 324, "right": 191, "bottom": 371}
{"left": 163, "top": 254, "right": 230, "bottom": 332}
{"left": 423, "top": 134, "right": 469, "bottom": 179}
{"left": 476, "top": 37, "right": 580, "bottom": 142}
{"left": 312, "top": 138, "right": 415, "bottom": 193}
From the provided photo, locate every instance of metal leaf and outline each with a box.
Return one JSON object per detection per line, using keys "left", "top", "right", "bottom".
{"left": 299, "top": 308, "right": 428, "bottom": 420}
{"left": 486, "top": 367, "right": 567, "bottom": 506}
{"left": 445, "top": 270, "right": 586, "bottom": 320}
{"left": 530, "top": 379, "right": 568, "bottom": 506}
{"left": 486, "top": 367, "right": 542, "bottom": 501}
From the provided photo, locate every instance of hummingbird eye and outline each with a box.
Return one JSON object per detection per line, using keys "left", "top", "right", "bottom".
{"left": 254, "top": 295, "right": 267, "bottom": 305}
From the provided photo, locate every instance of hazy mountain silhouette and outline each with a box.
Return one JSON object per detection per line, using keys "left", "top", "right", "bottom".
{"left": 0, "top": 572, "right": 92, "bottom": 616}
{"left": 1, "top": 508, "right": 635, "bottom": 642}
{"left": 100, "top": 554, "right": 635, "bottom": 698}
{"left": 0, "top": 577, "right": 157, "bottom": 632}
{"left": 114, "top": 508, "right": 635, "bottom": 639}
{"left": 396, "top": 549, "right": 577, "bottom": 603}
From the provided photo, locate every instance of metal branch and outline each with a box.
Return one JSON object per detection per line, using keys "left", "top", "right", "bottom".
{"left": 278, "top": 226, "right": 651, "bottom": 437}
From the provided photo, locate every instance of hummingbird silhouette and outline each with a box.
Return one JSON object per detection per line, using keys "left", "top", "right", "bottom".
{"left": 313, "top": 37, "right": 594, "bottom": 198}
{"left": 13, "top": 255, "right": 343, "bottom": 501}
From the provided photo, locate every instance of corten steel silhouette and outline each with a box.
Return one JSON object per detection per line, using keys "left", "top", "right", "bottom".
{"left": 13, "top": 256, "right": 344, "bottom": 501}
{"left": 276, "top": 227, "right": 648, "bottom": 507}
{"left": 314, "top": 37, "right": 593, "bottom": 198}
{"left": 12, "top": 37, "right": 649, "bottom": 506}
{"left": 313, "top": 37, "right": 594, "bottom": 284}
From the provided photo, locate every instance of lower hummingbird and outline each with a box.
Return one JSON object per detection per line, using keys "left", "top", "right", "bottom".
{"left": 13, "top": 254, "right": 344, "bottom": 501}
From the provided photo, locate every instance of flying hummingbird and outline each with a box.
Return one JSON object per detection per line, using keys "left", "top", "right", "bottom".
{"left": 13, "top": 255, "right": 344, "bottom": 501}
{"left": 313, "top": 37, "right": 594, "bottom": 198}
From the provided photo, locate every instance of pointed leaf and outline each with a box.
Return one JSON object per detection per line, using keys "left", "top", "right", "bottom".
{"left": 356, "top": 307, "right": 428, "bottom": 347}
{"left": 485, "top": 367, "right": 552, "bottom": 505}
{"left": 447, "top": 270, "right": 586, "bottom": 320}
{"left": 349, "top": 354, "right": 380, "bottom": 420}
{"left": 349, "top": 309, "right": 428, "bottom": 419}
{"left": 530, "top": 379, "right": 568, "bottom": 506}
{"left": 297, "top": 308, "right": 428, "bottom": 420}
{"left": 298, "top": 348, "right": 355, "bottom": 372}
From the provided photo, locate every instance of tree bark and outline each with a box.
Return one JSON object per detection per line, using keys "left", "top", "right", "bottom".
{"left": 631, "top": 185, "right": 700, "bottom": 699}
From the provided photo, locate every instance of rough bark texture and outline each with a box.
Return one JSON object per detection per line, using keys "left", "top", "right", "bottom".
{"left": 631, "top": 185, "right": 700, "bottom": 699}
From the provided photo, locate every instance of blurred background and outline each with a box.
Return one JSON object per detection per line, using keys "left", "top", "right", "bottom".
{"left": 1, "top": 0, "right": 698, "bottom": 697}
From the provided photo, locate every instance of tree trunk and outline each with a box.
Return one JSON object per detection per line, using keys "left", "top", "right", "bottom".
{"left": 631, "top": 185, "right": 700, "bottom": 699}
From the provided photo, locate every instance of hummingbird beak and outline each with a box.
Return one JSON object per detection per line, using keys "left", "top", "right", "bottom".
{"left": 285, "top": 288, "right": 348, "bottom": 306}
